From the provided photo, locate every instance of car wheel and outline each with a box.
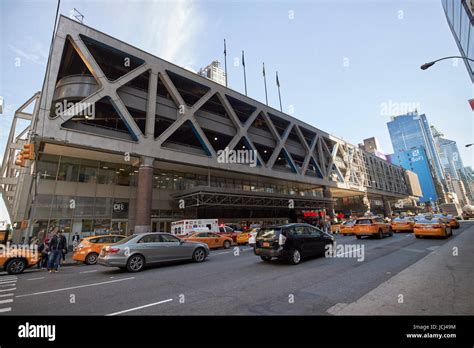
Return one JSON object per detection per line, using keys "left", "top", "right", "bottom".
{"left": 377, "top": 229, "right": 383, "bottom": 239}
{"left": 223, "top": 240, "right": 231, "bottom": 249}
{"left": 192, "top": 248, "right": 206, "bottom": 262}
{"left": 289, "top": 249, "right": 302, "bottom": 265}
{"left": 85, "top": 252, "right": 98, "bottom": 265}
{"left": 260, "top": 256, "right": 272, "bottom": 262}
{"left": 6, "top": 258, "right": 27, "bottom": 275}
{"left": 356, "top": 235, "right": 362, "bottom": 239}
{"left": 126, "top": 254, "right": 145, "bottom": 272}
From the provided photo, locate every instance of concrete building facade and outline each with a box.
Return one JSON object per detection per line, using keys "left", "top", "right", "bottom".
{"left": 1, "top": 16, "right": 417, "bottom": 242}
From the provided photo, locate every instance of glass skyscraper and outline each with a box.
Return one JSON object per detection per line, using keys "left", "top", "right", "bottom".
{"left": 387, "top": 111, "right": 445, "bottom": 187}
{"left": 442, "top": 0, "right": 474, "bottom": 82}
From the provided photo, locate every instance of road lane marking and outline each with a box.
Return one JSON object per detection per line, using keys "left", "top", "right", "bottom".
{"left": 0, "top": 293, "right": 14, "bottom": 298}
{"left": 0, "top": 288, "right": 16, "bottom": 292}
{"left": 0, "top": 299, "right": 13, "bottom": 304}
{"left": 0, "top": 280, "right": 17, "bottom": 285}
{"left": 0, "top": 307, "right": 12, "bottom": 313}
{"left": 26, "top": 277, "right": 45, "bottom": 281}
{"left": 216, "top": 251, "right": 231, "bottom": 255}
{"left": 0, "top": 277, "right": 17, "bottom": 281}
{"left": 79, "top": 270, "right": 98, "bottom": 274}
{"left": 16, "top": 277, "right": 135, "bottom": 298}
{"left": 106, "top": 298, "right": 173, "bottom": 316}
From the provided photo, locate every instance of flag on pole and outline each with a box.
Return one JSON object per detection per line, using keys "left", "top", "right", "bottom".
{"left": 224, "top": 39, "right": 226, "bottom": 55}
{"left": 263, "top": 62, "right": 266, "bottom": 77}
{"left": 276, "top": 71, "right": 280, "bottom": 87}
{"left": 242, "top": 50, "right": 245, "bottom": 67}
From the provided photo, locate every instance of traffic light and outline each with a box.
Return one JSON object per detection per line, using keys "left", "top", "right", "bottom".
{"left": 22, "top": 143, "right": 34, "bottom": 160}
{"left": 15, "top": 152, "right": 25, "bottom": 167}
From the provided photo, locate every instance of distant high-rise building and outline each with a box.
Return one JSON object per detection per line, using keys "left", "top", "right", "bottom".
{"left": 198, "top": 60, "right": 226, "bottom": 86}
{"left": 432, "top": 128, "right": 474, "bottom": 204}
{"left": 388, "top": 147, "right": 438, "bottom": 203}
{"left": 441, "top": 0, "right": 474, "bottom": 83}
{"left": 387, "top": 111, "right": 446, "bottom": 193}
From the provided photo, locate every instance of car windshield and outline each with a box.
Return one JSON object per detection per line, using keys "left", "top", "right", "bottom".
{"left": 355, "top": 219, "right": 372, "bottom": 225}
{"left": 257, "top": 227, "right": 282, "bottom": 238}
{"left": 113, "top": 234, "right": 138, "bottom": 244}
{"left": 343, "top": 221, "right": 354, "bottom": 225}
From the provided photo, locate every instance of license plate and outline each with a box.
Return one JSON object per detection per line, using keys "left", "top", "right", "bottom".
{"left": 263, "top": 242, "right": 270, "bottom": 247}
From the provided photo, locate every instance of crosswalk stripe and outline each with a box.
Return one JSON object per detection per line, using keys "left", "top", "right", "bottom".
{"left": 0, "top": 307, "right": 12, "bottom": 313}
{"left": 0, "top": 293, "right": 14, "bottom": 298}
{"left": 0, "top": 299, "right": 13, "bottom": 304}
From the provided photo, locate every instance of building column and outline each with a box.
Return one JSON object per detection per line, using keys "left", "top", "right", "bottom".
{"left": 323, "top": 187, "right": 335, "bottom": 219}
{"left": 134, "top": 156, "right": 154, "bottom": 233}
{"left": 383, "top": 196, "right": 392, "bottom": 218}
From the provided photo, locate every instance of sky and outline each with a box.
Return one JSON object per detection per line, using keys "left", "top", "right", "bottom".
{"left": 0, "top": 0, "right": 473, "bottom": 223}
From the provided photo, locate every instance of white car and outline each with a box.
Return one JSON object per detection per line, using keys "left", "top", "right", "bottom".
{"left": 248, "top": 230, "right": 258, "bottom": 246}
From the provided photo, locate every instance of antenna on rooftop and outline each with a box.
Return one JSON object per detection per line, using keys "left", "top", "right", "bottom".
{"left": 70, "top": 8, "right": 84, "bottom": 23}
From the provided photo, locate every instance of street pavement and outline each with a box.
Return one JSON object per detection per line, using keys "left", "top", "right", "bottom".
{"left": 1, "top": 221, "right": 473, "bottom": 316}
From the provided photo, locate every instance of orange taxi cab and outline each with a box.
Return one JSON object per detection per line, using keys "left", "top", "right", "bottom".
{"left": 182, "top": 231, "right": 233, "bottom": 249}
{"left": 390, "top": 216, "right": 415, "bottom": 232}
{"left": 236, "top": 228, "right": 260, "bottom": 245}
{"left": 73, "top": 234, "right": 126, "bottom": 265}
{"left": 413, "top": 216, "right": 452, "bottom": 238}
{"left": 339, "top": 220, "right": 355, "bottom": 235}
{"left": 352, "top": 216, "right": 392, "bottom": 239}
{"left": 434, "top": 214, "right": 460, "bottom": 229}
{"left": 0, "top": 244, "right": 39, "bottom": 274}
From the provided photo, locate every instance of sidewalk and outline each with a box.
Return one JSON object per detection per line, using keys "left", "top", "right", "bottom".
{"left": 327, "top": 223, "right": 474, "bottom": 315}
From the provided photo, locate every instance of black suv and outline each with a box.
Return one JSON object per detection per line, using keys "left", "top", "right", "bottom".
{"left": 254, "top": 223, "right": 335, "bottom": 265}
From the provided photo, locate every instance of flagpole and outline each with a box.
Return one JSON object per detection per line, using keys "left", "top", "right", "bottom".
{"left": 242, "top": 50, "right": 247, "bottom": 96}
{"left": 263, "top": 62, "right": 268, "bottom": 105}
{"left": 224, "top": 39, "right": 228, "bottom": 87}
{"left": 276, "top": 71, "right": 282, "bottom": 112}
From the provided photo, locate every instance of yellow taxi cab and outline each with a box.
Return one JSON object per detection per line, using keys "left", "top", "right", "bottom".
{"left": 182, "top": 231, "right": 233, "bottom": 249}
{"left": 414, "top": 216, "right": 452, "bottom": 238}
{"left": 339, "top": 220, "right": 355, "bottom": 235}
{"left": 236, "top": 228, "right": 260, "bottom": 245}
{"left": 352, "top": 216, "right": 392, "bottom": 239}
{"left": 73, "top": 234, "right": 126, "bottom": 265}
{"left": 0, "top": 243, "right": 39, "bottom": 274}
{"left": 434, "top": 214, "right": 460, "bottom": 229}
{"left": 390, "top": 216, "right": 415, "bottom": 232}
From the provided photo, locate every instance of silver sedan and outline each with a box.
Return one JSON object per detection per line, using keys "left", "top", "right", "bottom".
{"left": 97, "top": 232, "right": 210, "bottom": 272}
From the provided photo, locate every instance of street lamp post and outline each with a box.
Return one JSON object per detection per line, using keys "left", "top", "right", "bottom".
{"left": 420, "top": 56, "right": 474, "bottom": 70}
{"left": 466, "top": 144, "right": 474, "bottom": 148}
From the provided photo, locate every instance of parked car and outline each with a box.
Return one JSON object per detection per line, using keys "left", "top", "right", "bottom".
{"left": 390, "top": 217, "right": 415, "bottom": 233}
{"left": 339, "top": 220, "right": 355, "bottom": 235}
{"left": 236, "top": 228, "right": 260, "bottom": 245}
{"left": 413, "top": 217, "right": 452, "bottom": 239}
{"left": 73, "top": 234, "right": 126, "bottom": 265}
{"left": 97, "top": 232, "right": 210, "bottom": 272}
{"left": 182, "top": 232, "right": 232, "bottom": 249}
{"left": 253, "top": 223, "right": 335, "bottom": 265}
{"left": 352, "top": 217, "right": 392, "bottom": 239}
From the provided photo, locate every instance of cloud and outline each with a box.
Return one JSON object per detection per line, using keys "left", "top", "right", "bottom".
{"left": 108, "top": 0, "right": 204, "bottom": 71}
{"left": 8, "top": 36, "right": 49, "bottom": 65}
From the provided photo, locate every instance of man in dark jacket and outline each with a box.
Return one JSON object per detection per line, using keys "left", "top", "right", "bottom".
{"left": 47, "top": 227, "right": 67, "bottom": 272}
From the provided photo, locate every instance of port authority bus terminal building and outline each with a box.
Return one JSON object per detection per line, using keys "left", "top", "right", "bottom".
{"left": 1, "top": 17, "right": 422, "bottom": 243}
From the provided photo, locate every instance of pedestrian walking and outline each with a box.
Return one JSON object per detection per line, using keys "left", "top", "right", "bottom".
{"left": 47, "top": 227, "right": 67, "bottom": 273}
